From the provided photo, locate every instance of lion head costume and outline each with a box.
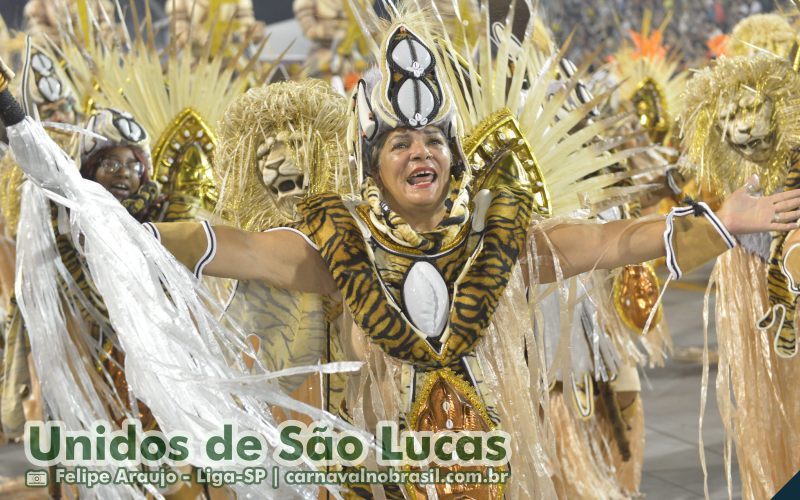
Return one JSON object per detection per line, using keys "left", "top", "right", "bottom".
{"left": 728, "top": 14, "right": 796, "bottom": 58}
{"left": 214, "top": 79, "right": 350, "bottom": 230}
{"left": 680, "top": 54, "right": 800, "bottom": 196}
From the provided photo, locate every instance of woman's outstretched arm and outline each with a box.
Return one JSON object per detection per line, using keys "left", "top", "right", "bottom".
{"left": 149, "top": 222, "right": 337, "bottom": 294}
{"left": 0, "top": 75, "right": 336, "bottom": 296}
{"left": 532, "top": 180, "right": 800, "bottom": 283}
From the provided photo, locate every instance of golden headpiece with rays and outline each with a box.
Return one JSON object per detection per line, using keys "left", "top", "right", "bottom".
{"left": 612, "top": 11, "right": 687, "bottom": 144}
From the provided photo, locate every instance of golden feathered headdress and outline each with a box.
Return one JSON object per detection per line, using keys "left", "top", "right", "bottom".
{"left": 347, "top": 7, "right": 462, "bottom": 181}
{"left": 436, "top": 8, "right": 647, "bottom": 216}
{"left": 611, "top": 11, "right": 688, "bottom": 144}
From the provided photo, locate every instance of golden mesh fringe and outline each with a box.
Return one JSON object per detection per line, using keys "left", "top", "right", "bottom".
{"left": 213, "top": 79, "right": 351, "bottom": 230}
{"left": 549, "top": 390, "right": 644, "bottom": 499}
{"left": 729, "top": 13, "right": 795, "bottom": 58}
{"left": 704, "top": 248, "right": 800, "bottom": 498}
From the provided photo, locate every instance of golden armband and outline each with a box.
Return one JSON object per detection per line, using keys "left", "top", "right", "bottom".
{"left": 663, "top": 201, "right": 736, "bottom": 279}
{"left": 143, "top": 221, "right": 216, "bottom": 278}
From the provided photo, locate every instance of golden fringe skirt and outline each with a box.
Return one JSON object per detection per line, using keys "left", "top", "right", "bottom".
{"left": 711, "top": 248, "right": 800, "bottom": 498}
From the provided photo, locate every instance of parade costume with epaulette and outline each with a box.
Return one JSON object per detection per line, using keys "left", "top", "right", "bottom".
{"left": 157, "top": 7, "right": 737, "bottom": 498}
{"left": 150, "top": 14, "right": 559, "bottom": 497}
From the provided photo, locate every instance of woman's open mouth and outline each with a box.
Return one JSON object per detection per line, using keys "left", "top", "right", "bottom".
{"left": 407, "top": 168, "right": 437, "bottom": 187}
{"left": 109, "top": 183, "right": 131, "bottom": 198}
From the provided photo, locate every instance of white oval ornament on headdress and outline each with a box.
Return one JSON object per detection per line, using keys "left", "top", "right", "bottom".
{"left": 114, "top": 116, "right": 144, "bottom": 143}
{"left": 397, "top": 79, "right": 435, "bottom": 126}
{"left": 37, "top": 75, "right": 62, "bottom": 102}
{"left": 391, "top": 38, "right": 433, "bottom": 77}
{"left": 383, "top": 26, "right": 444, "bottom": 130}
{"left": 403, "top": 261, "right": 449, "bottom": 338}
{"left": 30, "top": 51, "right": 68, "bottom": 103}
{"left": 348, "top": 23, "right": 464, "bottom": 180}
{"left": 80, "top": 108, "right": 151, "bottom": 167}
{"left": 30, "top": 52, "right": 54, "bottom": 75}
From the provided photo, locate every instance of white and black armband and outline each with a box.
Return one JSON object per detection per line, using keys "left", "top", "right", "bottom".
{"left": 663, "top": 199, "right": 735, "bottom": 280}
{"left": 145, "top": 220, "right": 216, "bottom": 279}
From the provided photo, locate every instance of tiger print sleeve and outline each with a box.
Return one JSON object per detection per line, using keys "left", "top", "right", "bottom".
{"left": 144, "top": 221, "right": 216, "bottom": 279}
{"left": 663, "top": 201, "right": 736, "bottom": 280}
{"left": 781, "top": 232, "right": 800, "bottom": 293}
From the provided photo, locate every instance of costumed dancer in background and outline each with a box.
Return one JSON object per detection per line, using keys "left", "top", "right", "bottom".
{"left": 511, "top": 13, "right": 675, "bottom": 497}
{"left": 680, "top": 51, "right": 800, "bottom": 499}
{"left": 167, "top": 0, "right": 265, "bottom": 50}
{"left": 726, "top": 13, "right": 796, "bottom": 59}
{"left": 293, "top": 0, "right": 371, "bottom": 92}
{"left": 1, "top": 3, "right": 359, "bottom": 499}
{"left": 212, "top": 78, "right": 353, "bottom": 423}
{"left": 166, "top": 0, "right": 273, "bottom": 87}
{"left": 605, "top": 9, "right": 689, "bottom": 213}
{"left": 546, "top": 15, "right": 694, "bottom": 495}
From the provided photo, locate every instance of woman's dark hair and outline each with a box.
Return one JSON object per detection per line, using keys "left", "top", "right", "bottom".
{"left": 366, "top": 130, "right": 390, "bottom": 177}
{"left": 80, "top": 145, "right": 150, "bottom": 184}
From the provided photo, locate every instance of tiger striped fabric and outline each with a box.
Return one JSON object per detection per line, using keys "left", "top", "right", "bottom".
{"left": 759, "top": 154, "right": 800, "bottom": 358}
{"left": 297, "top": 185, "right": 533, "bottom": 369}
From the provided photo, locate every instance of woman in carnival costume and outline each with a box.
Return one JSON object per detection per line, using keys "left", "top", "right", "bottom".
{"left": 1, "top": 6, "right": 800, "bottom": 500}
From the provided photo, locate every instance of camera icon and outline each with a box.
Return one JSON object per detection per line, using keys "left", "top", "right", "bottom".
{"left": 25, "top": 470, "right": 48, "bottom": 487}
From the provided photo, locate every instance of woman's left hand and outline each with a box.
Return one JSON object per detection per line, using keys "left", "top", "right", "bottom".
{"left": 718, "top": 175, "right": 800, "bottom": 235}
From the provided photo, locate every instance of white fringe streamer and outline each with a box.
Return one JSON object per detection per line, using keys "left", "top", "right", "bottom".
{"left": 10, "top": 116, "right": 364, "bottom": 499}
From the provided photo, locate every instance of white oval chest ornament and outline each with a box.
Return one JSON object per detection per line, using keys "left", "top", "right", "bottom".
{"left": 403, "top": 261, "right": 449, "bottom": 338}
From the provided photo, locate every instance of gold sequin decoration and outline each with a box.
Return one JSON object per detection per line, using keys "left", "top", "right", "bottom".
{"left": 151, "top": 107, "right": 219, "bottom": 212}
{"left": 462, "top": 108, "right": 550, "bottom": 216}
{"left": 405, "top": 368, "right": 505, "bottom": 499}
{"left": 633, "top": 77, "right": 669, "bottom": 143}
